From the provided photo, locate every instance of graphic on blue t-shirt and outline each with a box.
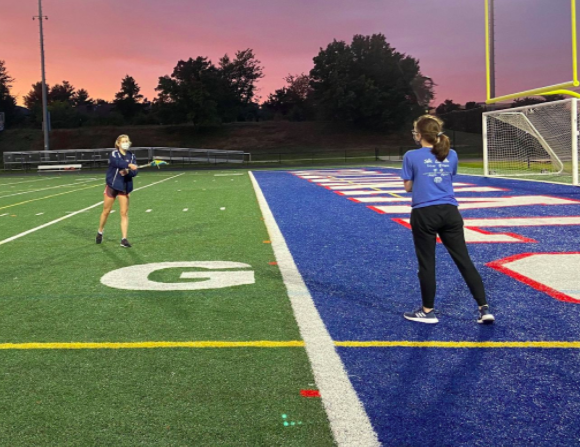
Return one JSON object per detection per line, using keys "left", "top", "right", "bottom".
{"left": 401, "top": 147, "right": 458, "bottom": 209}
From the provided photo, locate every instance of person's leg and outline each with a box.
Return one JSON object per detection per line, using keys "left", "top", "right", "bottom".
{"left": 98, "top": 194, "right": 116, "bottom": 233}
{"left": 118, "top": 194, "right": 129, "bottom": 240}
{"left": 410, "top": 207, "right": 439, "bottom": 311}
{"left": 438, "top": 206, "right": 487, "bottom": 307}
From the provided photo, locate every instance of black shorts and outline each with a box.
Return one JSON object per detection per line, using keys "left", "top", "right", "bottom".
{"left": 104, "top": 185, "right": 129, "bottom": 199}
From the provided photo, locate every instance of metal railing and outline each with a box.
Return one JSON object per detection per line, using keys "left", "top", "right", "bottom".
{"left": 2, "top": 145, "right": 484, "bottom": 171}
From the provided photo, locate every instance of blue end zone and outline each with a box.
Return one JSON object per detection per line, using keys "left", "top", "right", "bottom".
{"left": 253, "top": 168, "right": 580, "bottom": 446}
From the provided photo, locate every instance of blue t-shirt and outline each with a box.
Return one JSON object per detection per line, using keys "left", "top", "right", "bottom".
{"left": 401, "top": 147, "right": 458, "bottom": 209}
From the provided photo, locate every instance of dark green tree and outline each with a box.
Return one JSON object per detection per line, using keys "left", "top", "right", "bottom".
{"left": 23, "top": 82, "right": 47, "bottom": 110}
{"left": 155, "top": 57, "right": 228, "bottom": 125}
{"left": 73, "top": 88, "right": 93, "bottom": 107}
{"left": 511, "top": 97, "right": 545, "bottom": 107}
{"left": 541, "top": 94, "right": 566, "bottom": 103}
{"left": 113, "top": 75, "right": 144, "bottom": 120}
{"left": 310, "top": 34, "right": 431, "bottom": 129}
{"left": 50, "top": 80, "right": 76, "bottom": 104}
{"left": 436, "top": 99, "right": 461, "bottom": 115}
{"left": 262, "top": 73, "right": 314, "bottom": 121}
{"left": 219, "top": 49, "right": 264, "bottom": 102}
{"left": 0, "top": 60, "right": 17, "bottom": 127}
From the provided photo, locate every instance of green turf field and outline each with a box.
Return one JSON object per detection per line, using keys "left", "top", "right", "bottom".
{"left": 0, "top": 172, "right": 335, "bottom": 446}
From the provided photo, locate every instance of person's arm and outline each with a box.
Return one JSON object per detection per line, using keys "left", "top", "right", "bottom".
{"left": 128, "top": 154, "right": 138, "bottom": 177}
{"left": 109, "top": 151, "right": 130, "bottom": 170}
{"left": 401, "top": 152, "right": 414, "bottom": 192}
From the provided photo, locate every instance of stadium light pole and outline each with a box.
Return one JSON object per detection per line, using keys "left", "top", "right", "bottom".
{"left": 488, "top": 0, "right": 496, "bottom": 100}
{"left": 34, "top": 0, "right": 50, "bottom": 151}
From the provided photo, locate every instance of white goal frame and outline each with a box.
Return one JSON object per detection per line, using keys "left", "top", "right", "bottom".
{"left": 483, "top": 98, "right": 579, "bottom": 186}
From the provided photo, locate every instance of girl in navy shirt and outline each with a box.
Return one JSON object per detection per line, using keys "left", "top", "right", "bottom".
{"left": 96, "top": 134, "right": 138, "bottom": 247}
{"left": 401, "top": 115, "right": 494, "bottom": 324}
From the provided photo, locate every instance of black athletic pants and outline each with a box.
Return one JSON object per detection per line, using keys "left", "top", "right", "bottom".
{"left": 410, "top": 204, "right": 487, "bottom": 309}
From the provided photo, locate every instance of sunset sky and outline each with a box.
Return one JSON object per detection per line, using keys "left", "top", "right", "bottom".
{"left": 1, "top": 0, "right": 575, "bottom": 107}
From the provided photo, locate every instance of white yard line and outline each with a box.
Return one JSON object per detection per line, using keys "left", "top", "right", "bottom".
{"left": 0, "top": 179, "right": 101, "bottom": 200}
{"left": 249, "top": 171, "right": 380, "bottom": 447}
{"left": 0, "top": 177, "right": 58, "bottom": 188}
{"left": 0, "top": 173, "right": 184, "bottom": 247}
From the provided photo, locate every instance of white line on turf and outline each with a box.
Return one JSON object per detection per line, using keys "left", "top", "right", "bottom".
{"left": 146, "top": 209, "right": 152, "bottom": 213}
{"left": 183, "top": 208, "right": 188, "bottom": 212}
{"left": 0, "top": 213, "right": 8, "bottom": 217}
{"left": 36, "top": 213, "right": 44, "bottom": 216}
{"left": 0, "top": 178, "right": 58, "bottom": 188}
{"left": 0, "top": 179, "right": 101, "bottom": 200}
{"left": 0, "top": 173, "right": 184, "bottom": 247}
{"left": 249, "top": 171, "right": 380, "bottom": 447}
{"left": 214, "top": 173, "right": 244, "bottom": 176}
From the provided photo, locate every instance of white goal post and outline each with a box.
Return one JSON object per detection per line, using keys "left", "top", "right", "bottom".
{"left": 483, "top": 98, "right": 579, "bottom": 186}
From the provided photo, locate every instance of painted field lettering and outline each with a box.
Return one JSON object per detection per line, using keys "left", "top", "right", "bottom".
{"left": 101, "top": 261, "right": 255, "bottom": 291}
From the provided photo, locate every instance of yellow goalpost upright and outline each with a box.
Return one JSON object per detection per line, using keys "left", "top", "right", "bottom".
{"left": 485, "top": 0, "right": 580, "bottom": 104}
{"left": 482, "top": 0, "right": 580, "bottom": 186}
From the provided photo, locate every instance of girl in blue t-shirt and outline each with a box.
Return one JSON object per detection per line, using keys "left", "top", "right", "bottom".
{"left": 401, "top": 115, "right": 494, "bottom": 324}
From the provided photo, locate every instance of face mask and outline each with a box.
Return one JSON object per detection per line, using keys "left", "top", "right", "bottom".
{"left": 121, "top": 142, "right": 130, "bottom": 150}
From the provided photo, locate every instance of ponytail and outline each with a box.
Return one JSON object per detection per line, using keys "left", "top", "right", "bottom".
{"left": 432, "top": 133, "right": 450, "bottom": 162}
{"left": 413, "top": 115, "right": 450, "bottom": 162}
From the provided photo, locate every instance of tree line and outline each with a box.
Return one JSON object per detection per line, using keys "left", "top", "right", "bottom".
{"left": 1, "top": 33, "right": 562, "bottom": 133}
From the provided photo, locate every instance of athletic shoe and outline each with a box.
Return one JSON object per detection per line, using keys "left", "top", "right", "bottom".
{"left": 120, "top": 238, "right": 132, "bottom": 248}
{"left": 96, "top": 232, "right": 103, "bottom": 244}
{"left": 478, "top": 305, "right": 495, "bottom": 324}
{"left": 404, "top": 307, "right": 439, "bottom": 324}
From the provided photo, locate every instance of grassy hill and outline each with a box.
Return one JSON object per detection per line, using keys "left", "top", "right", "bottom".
{"left": 0, "top": 122, "right": 406, "bottom": 153}
{"left": 0, "top": 122, "right": 483, "bottom": 170}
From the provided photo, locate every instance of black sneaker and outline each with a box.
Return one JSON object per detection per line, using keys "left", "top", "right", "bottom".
{"left": 404, "top": 307, "right": 439, "bottom": 324}
{"left": 96, "top": 232, "right": 103, "bottom": 244}
{"left": 120, "top": 238, "right": 132, "bottom": 248}
{"left": 478, "top": 305, "right": 495, "bottom": 324}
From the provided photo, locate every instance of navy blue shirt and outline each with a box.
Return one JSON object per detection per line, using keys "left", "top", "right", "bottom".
{"left": 106, "top": 150, "right": 138, "bottom": 193}
{"left": 401, "top": 147, "right": 458, "bottom": 209}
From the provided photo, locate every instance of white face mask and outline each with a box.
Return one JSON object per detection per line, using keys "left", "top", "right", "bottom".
{"left": 121, "top": 142, "right": 130, "bottom": 150}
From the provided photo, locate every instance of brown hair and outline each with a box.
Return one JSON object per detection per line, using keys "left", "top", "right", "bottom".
{"left": 414, "top": 115, "right": 450, "bottom": 162}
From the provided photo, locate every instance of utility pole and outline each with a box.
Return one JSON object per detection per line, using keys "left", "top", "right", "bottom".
{"left": 33, "top": 0, "right": 50, "bottom": 150}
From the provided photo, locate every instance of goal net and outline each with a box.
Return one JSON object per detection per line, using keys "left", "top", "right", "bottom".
{"left": 483, "top": 98, "right": 579, "bottom": 185}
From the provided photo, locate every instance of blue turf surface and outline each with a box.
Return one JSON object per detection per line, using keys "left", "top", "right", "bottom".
{"left": 254, "top": 168, "right": 580, "bottom": 446}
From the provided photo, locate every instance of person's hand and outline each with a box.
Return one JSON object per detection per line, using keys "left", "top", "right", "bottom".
{"left": 128, "top": 164, "right": 138, "bottom": 170}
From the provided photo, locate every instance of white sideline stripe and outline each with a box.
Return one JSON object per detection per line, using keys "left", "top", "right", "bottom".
{"left": 249, "top": 171, "right": 379, "bottom": 447}
{"left": 0, "top": 174, "right": 184, "bottom": 247}
{"left": 0, "top": 178, "right": 58, "bottom": 188}
{"left": 0, "top": 179, "right": 101, "bottom": 200}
